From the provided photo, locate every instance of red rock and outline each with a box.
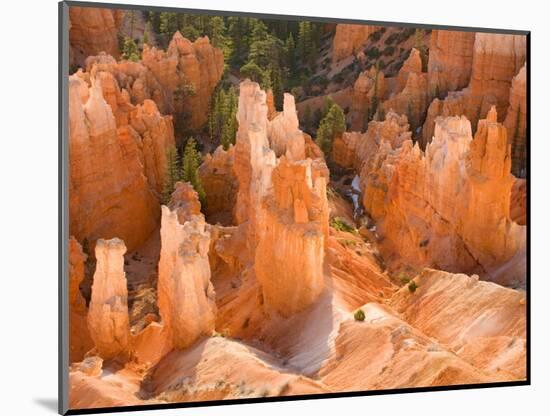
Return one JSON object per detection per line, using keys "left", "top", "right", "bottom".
{"left": 428, "top": 30, "right": 476, "bottom": 96}
{"left": 69, "top": 75, "right": 159, "bottom": 252}
{"left": 69, "top": 7, "right": 124, "bottom": 68}
{"left": 142, "top": 33, "right": 224, "bottom": 129}
{"left": 256, "top": 157, "right": 328, "bottom": 316}
{"left": 158, "top": 206, "right": 216, "bottom": 349}
{"left": 199, "top": 146, "right": 237, "bottom": 222}
{"left": 69, "top": 237, "right": 93, "bottom": 362}
{"left": 332, "top": 24, "right": 377, "bottom": 63}
{"left": 510, "top": 178, "right": 527, "bottom": 226}
{"left": 87, "top": 238, "right": 130, "bottom": 359}
{"left": 350, "top": 67, "right": 386, "bottom": 131}
{"left": 167, "top": 181, "right": 202, "bottom": 225}
{"left": 361, "top": 110, "right": 526, "bottom": 285}
{"left": 422, "top": 33, "right": 526, "bottom": 147}
{"left": 504, "top": 65, "right": 527, "bottom": 177}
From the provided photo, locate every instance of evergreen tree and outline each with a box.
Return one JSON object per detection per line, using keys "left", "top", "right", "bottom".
{"left": 181, "top": 138, "right": 206, "bottom": 205}
{"left": 286, "top": 32, "right": 296, "bottom": 73}
{"left": 122, "top": 37, "right": 140, "bottom": 62}
{"left": 159, "top": 12, "right": 178, "bottom": 38}
{"left": 227, "top": 17, "right": 249, "bottom": 66}
{"left": 162, "top": 145, "right": 181, "bottom": 204}
{"left": 322, "top": 96, "right": 336, "bottom": 119}
{"left": 143, "top": 23, "right": 150, "bottom": 45}
{"left": 240, "top": 61, "right": 264, "bottom": 83}
{"left": 315, "top": 103, "right": 346, "bottom": 157}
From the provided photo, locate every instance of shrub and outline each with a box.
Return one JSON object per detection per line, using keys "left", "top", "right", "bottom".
{"left": 354, "top": 309, "right": 366, "bottom": 321}
{"left": 330, "top": 217, "right": 357, "bottom": 234}
{"left": 408, "top": 281, "right": 418, "bottom": 293}
{"left": 369, "top": 30, "right": 382, "bottom": 42}
{"left": 382, "top": 46, "right": 395, "bottom": 56}
{"left": 366, "top": 47, "right": 381, "bottom": 60}
{"left": 398, "top": 273, "right": 410, "bottom": 285}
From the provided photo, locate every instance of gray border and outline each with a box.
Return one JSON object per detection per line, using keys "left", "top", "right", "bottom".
{"left": 59, "top": 2, "right": 70, "bottom": 415}
{"left": 58, "top": 1, "right": 530, "bottom": 415}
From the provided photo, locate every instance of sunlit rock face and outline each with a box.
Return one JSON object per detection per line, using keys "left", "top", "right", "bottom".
{"left": 87, "top": 238, "right": 130, "bottom": 359}
{"left": 158, "top": 206, "right": 216, "bottom": 349}
{"left": 69, "top": 237, "right": 93, "bottom": 362}
{"left": 361, "top": 108, "right": 526, "bottom": 285}
{"left": 350, "top": 66, "right": 386, "bottom": 132}
{"left": 69, "top": 7, "right": 124, "bottom": 68}
{"left": 141, "top": 32, "right": 224, "bottom": 129}
{"left": 504, "top": 65, "right": 527, "bottom": 177}
{"left": 332, "top": 24, "right": 377, "bottom": 64}
{"left": 255, "top": 157, "right": 328, "bottom": 316}
{"left": 231, "top": 80, "right": 329, "bottom": 316}
{"left": 428, "top": 30, "right": 476, "bottom": 96}
{"left": 68, "top": 75, "right": 159, "bottom": 252}
{"left": 167, "top": 181, "right": 202, "bottom": 225}
{"left": 422, "top": 33, "right": 526, "bottom": 148}
{"left": 390, "top": 269, "right": 527, "bottom": 379}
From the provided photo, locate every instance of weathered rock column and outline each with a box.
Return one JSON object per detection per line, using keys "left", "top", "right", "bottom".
{"left": 158, "top": 206, "right": 216, "bottom": 349}
{"left": 87, "top": 238, "right": 130, "bottom": 359}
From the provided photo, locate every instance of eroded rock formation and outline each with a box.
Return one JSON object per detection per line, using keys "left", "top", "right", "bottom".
{"left": 350, "top": 66, "right": 386, "bottom": 131}
{"left": 87, "top": 238, "right": 130, "bottom": 359}
{"left": 422, "top": 33, "right": 526, "bottom": 147}
{"left": 158, "top": 206, "right": 216, "bottom": 349}
{"left": 199, "top": 146, "right": 237, "bottom": 222}
{"left": 361, "top": 109, "right": 526, "bottom": 285}
{"left": 69, "top": 237, "right": 93, "bottom": 362}
{"left": 69, "top": 75, "right": 159, "bottom": 252}
{"left": 333, "top": 24, "right": 377, "bottom": 63}
{"left": 69, "top": 7, "right": 124, "bottom": 68}
{"left": 142, "top": 32, "right": 224, "bottom": 129}
{"left": 427, "top": 30, "right": 475, "bottom": 96}
{"left": 504, "top": 65, "right": 527, "bottom": 177}
{"left": 256, "top": 157, "right": 328, "bottom": 316}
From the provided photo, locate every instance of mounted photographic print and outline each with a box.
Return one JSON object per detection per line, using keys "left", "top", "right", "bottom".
{"left": 59, "top": 1, "right": 530, "bottom": 414}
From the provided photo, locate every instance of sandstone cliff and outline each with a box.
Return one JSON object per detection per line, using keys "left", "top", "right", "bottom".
{"left": 427, "top": 30, "right": 475, "bottom": 96}
{"left": 69, "top": 75, "right": 159, "bottom": 252}
{"left": 422, "top": 33, "right": 526, "bottom": 147}
{"left": 360, "top": 108, "right": 525, "bottom": 285}
{"left": 69, "top": 7, "right": 124, "bottom": 68}
{"left": 332, "top": 24, "right": 377, "bottom": 64}
{"left": 87, "top": 238, "right": 130, "bottom": 359}
{"left": 504, "top": 65, "right": 527, "bottom": 177}
{"left": 142, "top": 32, "right": 224, "bottom": 129}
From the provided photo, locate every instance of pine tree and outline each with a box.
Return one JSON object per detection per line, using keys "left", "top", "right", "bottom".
{"left": 286, "top": 33, "right": 296, "bottom": 72}
{"left": 143, "top": 23, "right": 150, "bottom": 46}
{"left": 322, "top": 96, "right": 336, "bottom": 119}
{"left": 159, "top": 12, "right": 178, "bottom": 38}
{"left": 316, "top": 103, "right": 346, "bottom": 157}
{"left": 162, "top": 145, "right": 180, "bottom": 204}
{"left": 122, "top": 37, "right": 140, "bottom": 62}
{"left": 181, "top": 138, "right": 206, "bottom": 205}
{"left": 240, "top": 61, "right": 264, "bottom": 83}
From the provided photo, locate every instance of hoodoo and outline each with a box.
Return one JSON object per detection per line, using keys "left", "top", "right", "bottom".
{"left": 87, "top": 238, "right": 130, "bottom": 359}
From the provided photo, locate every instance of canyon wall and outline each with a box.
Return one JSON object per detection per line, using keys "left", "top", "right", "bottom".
{"left": 333, "top": 24, "right": 377, "bottom": 64}
{"left": 504, "top": 65, "right": 527, "bottom": 177}
{"left": 87, "top": 238, "right": 130, "bottom": 359}
{"left": 422, "top": 33, "right": 526, "bottom": 148}
{"left": 69, "top": 7, "right": 124, "bottom": 68}
{"left": 69, "top": 74, "right": 160, "bottom": 252}
{"left": 361, "top": 108, "right": 525, "bottom": 285}
{"left": 142, "top": 32, "right": 224, "bottom": 129}
{"left": 427, "top": 30, "right": 475, "bottom": 96}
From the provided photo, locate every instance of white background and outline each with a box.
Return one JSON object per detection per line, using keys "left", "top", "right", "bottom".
{"left": 1, "top": 0, "right": 547, "bottom": 414}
